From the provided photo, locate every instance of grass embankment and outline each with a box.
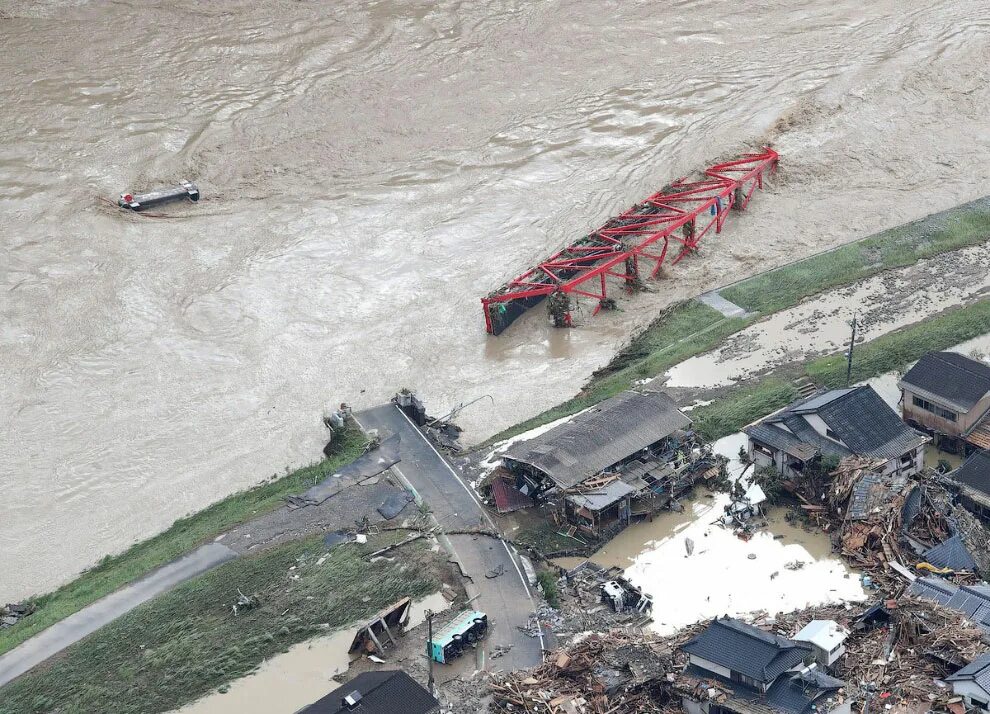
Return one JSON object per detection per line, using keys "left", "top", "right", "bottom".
{"left": 0, "top": 532, "right": 442, "bottom": 714}
{"left": 722, "top": 200, "right": 990, "bottom": 315}
{"left": 0, "top": 428, "right": 367, "bottom": 658}
{"left": 481, "top": 198, "right": 990, "bottom": 447}
{"left": 690, "top": 298, "right": 990, "bottom": 441}
{"left": 483, "top": 301, "right": 749, "bottom": 446}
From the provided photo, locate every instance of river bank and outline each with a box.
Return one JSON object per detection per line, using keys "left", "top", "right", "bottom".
{"left": 483, "top": 197, "right": 990, "bottom": 446}
{"left": 5, "top": 197, "right": 988, "bottom": 664}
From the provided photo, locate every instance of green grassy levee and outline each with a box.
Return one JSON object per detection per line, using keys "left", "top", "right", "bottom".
{"left": 0, "top": 428, "right": 367, "bottom": 658}
{"left": 0, "top": 532, "right": 441, "bottom": 714}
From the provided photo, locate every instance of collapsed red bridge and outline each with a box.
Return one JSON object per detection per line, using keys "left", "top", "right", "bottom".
{"left": 481, "top": 148, "right": 779, "bottom": 335}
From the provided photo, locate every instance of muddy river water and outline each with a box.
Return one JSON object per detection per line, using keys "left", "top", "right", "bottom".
{"left": 2, "top": 1, "right": 989, "bottom": 599}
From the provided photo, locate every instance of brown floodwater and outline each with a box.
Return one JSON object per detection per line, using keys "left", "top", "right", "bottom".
{"left": 2, "top": 0, "right": 989, "bottom": 599}
{"left": 556, "top": 434, "right": 864, "bottom": 632}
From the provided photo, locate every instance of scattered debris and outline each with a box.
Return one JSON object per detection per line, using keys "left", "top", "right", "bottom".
{"left": 0, "top": 602, "right": 35, "bottom": 629}
{"left": 231, "top": 589, "right": 259, "bottom": 616}
{"left": 117, "top": 180, "right": 199, "bottom": 211}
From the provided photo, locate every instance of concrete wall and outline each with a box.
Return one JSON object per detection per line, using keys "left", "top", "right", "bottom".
{"left": 689, "top": 654, "right": 732, "bottom": 680}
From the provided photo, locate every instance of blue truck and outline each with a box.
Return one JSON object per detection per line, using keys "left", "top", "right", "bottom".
{"left": 427, "top": 610, "right": 488, "bottom": 664}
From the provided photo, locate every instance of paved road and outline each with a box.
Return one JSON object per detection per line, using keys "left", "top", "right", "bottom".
{"left": 0, "top": 542, "right": 237, "bottom": 688}
{"left": 355, "top": 403, "right": 545, "bottom": 671}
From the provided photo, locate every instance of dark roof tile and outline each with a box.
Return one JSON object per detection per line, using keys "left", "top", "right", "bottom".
{"left": 900, "top": 352, "right": 990, "bottom": 411}
{"left": 298, "top": 670, "right": 439, "bottom": 714}
{"left": 682, "top": 617, "right": 811, "bottom": 684}
{"left": 952, "top": 451, "right": 990, "bottom": 498}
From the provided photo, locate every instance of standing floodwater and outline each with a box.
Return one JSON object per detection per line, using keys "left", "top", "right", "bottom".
{"left": 2, "top": 0, "right": 989, "bottom": 600}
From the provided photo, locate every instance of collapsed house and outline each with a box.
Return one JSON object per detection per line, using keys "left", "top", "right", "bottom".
{"left": 907, "top": 577, "right": 990, "bottom": 634}
{"left": 898, "top": 351, "right": 990, "bottom": 454}
{"left": 495, "top": 390, "right": 717, "bottom": 537}
{"left": 679, "top": 617, "right": 850, "bottom": 714}
{"left": 745, "top": 386, "right": 929, "bottom": 480}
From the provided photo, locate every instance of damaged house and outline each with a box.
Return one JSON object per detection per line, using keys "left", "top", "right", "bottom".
{"left": 679, "top": 617, "right": 850, "bottom": 714}
{"left": 899, "top": 351, "right": 990, "bottom": 453}
{"left": 745, "top": 386, "right": 928, "bottom": 480}
{"left": 497, "top": 390, "right": 714, "bottom": 537}
{"left": 951, "top": 450, "right": 990, "bottom": 524}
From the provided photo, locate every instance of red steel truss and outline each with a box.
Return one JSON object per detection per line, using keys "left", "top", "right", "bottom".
{"left": 482, "top": 148, "right": 779, "bottom": 335}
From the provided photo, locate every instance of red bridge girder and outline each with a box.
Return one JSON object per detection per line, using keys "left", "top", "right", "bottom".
{"left": 481, "top": 148, "right": 779, "bottom": 335}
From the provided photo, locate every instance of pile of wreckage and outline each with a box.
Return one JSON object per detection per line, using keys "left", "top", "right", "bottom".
{"left": 553, "top": 561, "right": 655, "bottom": 634}
{"left": 775, "top": 456, "right": 990, "bottom": 589}
{"left": 0, "top": 602, "right": 34, "bottom": 629}
{"left": 484, "top": 391, "right": 723, "bottom": 542}
{"left": 489, "top": 629, "right": 692, "bottom": 714}
{"left": 491, "top": 596, "right": 990, "bottom": 714}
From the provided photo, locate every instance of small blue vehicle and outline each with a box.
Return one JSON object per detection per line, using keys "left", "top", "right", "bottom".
{"left": 427, "top": 610, "right": 488, "bottom": 664}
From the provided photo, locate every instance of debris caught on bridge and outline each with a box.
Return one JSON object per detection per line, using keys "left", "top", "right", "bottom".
{"left": 481, "top": 149, "right": 779, "bottom": 335}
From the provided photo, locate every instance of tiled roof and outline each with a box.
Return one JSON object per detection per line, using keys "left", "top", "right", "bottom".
{"left": 503, "top": 390, "right": 691, "bottom": 489}
{"left": 766, "top": 670, "right": 845, "bottom": 714}
{"left": 745, "top": 422, "right": 823, "bottom": 460}
{"left": 900, "top": 352, "right": 990, "bottom": 411}
{"left": 683, "top": 664, "right": 843, "bottom": 714}
{"left": 909, "top": 576, "right": 990, "bottom": 633}
{"left": 298, "top": 671, "right": 439, "bottom": 714}
{"left": 756, "top": 387, "right": 926, "bottom": 461}
{"left": 565, "top": 479, "right": 636, "bottom": 511}
{"left": 946, "top": 652, "right": 990, "bottom": 695}
{"left": 923, "top": 534, "right": 976, "bottom": 572}
{"left": 682, "top": 617, "right": 811, "bottom": 684}
{"left": 952, "top": 451, "right": 990, "bottom": 498}
{"left": 815, "top": 387, "right": 927, "bottom": 459}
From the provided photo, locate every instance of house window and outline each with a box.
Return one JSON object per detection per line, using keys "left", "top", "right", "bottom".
{"left": 912, "top": 395, "right": 957, "bottom": 422}
{"left": 825, "top": 428, "right": 841, "bottom": 442}
{"left": 900, "top": 452, "right": 915, "bottom": 466}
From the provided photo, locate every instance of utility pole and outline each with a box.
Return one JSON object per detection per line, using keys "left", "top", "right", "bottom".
{"left": 846, "top": 313, "right": 858, "bottom": 386}
{"left": 426, "top": 610, "right": 435, "bottom": 696}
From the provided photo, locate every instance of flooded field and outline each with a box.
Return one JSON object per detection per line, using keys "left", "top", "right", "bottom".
{"left": 3, "top": 0, "right": 990, "bottom": 599}
{"left": 172, "top": 591, "right": 449, "bottom": 714}
{"left": 666, "top": 244, "right": 990, "bottom": 389}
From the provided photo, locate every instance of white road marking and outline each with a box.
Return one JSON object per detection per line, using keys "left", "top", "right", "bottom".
{"left": 363, "top": 406, "right": 546, "bottom": 653}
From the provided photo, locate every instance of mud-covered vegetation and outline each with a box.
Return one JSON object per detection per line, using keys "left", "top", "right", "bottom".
{"left": 0, "top": 533, "right": 443, "bottom": 714}
{"left": 0, "top": 428, "right": 367, "bottom": 658}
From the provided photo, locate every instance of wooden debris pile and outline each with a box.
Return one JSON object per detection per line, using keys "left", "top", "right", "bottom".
{"left": 489, "top": 629, "right": 698, "bottom": 713}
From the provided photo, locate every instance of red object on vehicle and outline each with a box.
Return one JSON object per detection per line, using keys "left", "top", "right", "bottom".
{"left": 481, "top": 148, "right": 779, "bottom": 335}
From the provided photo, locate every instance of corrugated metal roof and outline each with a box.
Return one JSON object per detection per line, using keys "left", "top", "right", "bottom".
{"left": 491, "top": 475, "right": 533, "bottom": 513}
{"left": 900, "top": 352, "right": 990, "bottom": 411}
{"left": 566, "top": 480, "right": 636, "bottom": 511}
{"left": 682, "top": 617, "right": 811, "bottom": 684}
{"left": 503, "top": 390, "right": 691, "bottom": 489}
